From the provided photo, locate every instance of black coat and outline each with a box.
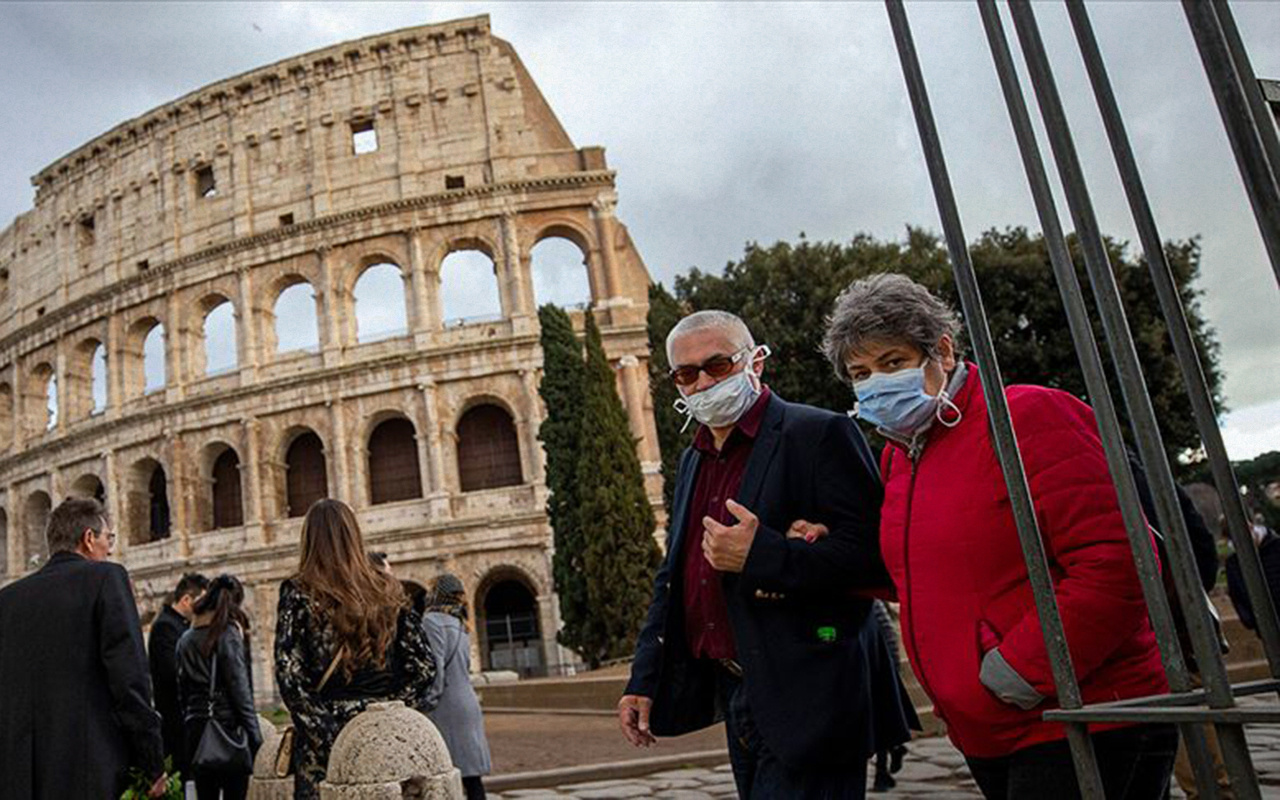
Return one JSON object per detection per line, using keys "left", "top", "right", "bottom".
{"left": 1226, "top": 532, "right": 1280, "bottom": 632}
{"left": 148, "top": 604, "right": 189, "bottom": 772}
{"left": 625, "top": 393, "right": 900, "bottom": 770}
{"left": 176, "top": 625, "right": 264, "bottom": 766}
{"left": 0, "top": 551, "right": 164, "bottom": 798}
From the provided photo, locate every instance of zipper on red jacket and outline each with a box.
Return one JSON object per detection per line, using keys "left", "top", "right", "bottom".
{"left": 900, "top": 451, "right": 941, "bottom": 715}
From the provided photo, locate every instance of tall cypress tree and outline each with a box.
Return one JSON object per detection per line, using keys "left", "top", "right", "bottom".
{"left": 575, "top": 312, "right": 662, "bottom": 667}
{"left": 536, "top": 304, "right": 590, "bottom": 657}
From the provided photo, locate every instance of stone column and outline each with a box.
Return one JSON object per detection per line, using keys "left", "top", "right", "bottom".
{"left": 616, "top": 355, "right": 650, "bottom": 455}
{"left": 53, "top": 341, "right": 67, "bottom": 432}
{"left": 317, "top": 246, "right": 343, "bottom": 368}
{"left": 242, "top": 417, "right": 264, "bottom": 526}
{"left": 7, "top": 482, "right": 20, "bottom": 575}
{"left": 169, "top": 433, "right": 191, "bottom": 557}
{"left": 237, "top": 267, "right": 259, "bottom": 382}
{"left": 590, "top": 195, "right": 620, "bottom": 301}
{"left": 418, "top": 382, "right": 448, "bottom": 497}
{"left": 520, "top": 369, "right": 545, "bottom": 483}
{"left": 11, "top": 363, "right": 23, "bottom": 452}
{"left": 405, "top": 226, "right": 432, "bottom": 335}
{"left": 103, "top": 451, "right": 124, "bottom": 557}
{"left": 499, "top": 212, "right": 534, "bottom": 317}
{"left": 164, "top": 292, "right": 186, "bottom": 401}
{"left": 328, "top": 400, "right": 352, "bottom": 504}
{"left": 107, "top": 313, "right": 125, "bottom": 415}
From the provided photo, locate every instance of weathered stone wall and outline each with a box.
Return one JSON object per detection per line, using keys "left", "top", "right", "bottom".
{"left": 0, "top": 14, "right": 663, "bottom": 695}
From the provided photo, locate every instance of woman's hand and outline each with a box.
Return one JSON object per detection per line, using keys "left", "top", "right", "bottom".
{"left": 786, "top": 519, "right": 830, "bottom": 543}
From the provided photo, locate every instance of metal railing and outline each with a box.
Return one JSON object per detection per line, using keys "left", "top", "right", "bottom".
{"left": 886, "top": 1, "right": 1280, "bottom": 797}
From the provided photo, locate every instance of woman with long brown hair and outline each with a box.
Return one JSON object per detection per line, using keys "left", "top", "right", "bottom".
{"left": 274, "top": 499, "right": 435, "bottom": 799}
{"left": 176, "top": 574, "right": 262, "bottom": 800}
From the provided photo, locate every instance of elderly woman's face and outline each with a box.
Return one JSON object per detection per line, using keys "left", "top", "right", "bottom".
{"left": 844, "top": 336, "right": 956, "bottom": 396}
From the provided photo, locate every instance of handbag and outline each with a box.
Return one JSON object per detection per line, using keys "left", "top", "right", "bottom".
{"left": 191, "top": 645, "right": 254, "bottom": 774}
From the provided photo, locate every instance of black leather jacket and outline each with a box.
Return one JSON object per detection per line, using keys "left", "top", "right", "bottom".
{"left": 175, "top": 625, "right": 263, "bottom": 753}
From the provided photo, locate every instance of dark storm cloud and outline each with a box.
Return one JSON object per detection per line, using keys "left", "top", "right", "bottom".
{"left": 1, "top": 2, "right": 1277, "bottom": 452}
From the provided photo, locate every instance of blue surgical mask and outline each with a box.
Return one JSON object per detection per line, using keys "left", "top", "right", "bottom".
{"left": 852, "top": 364, "right": 959, "bottom": 438}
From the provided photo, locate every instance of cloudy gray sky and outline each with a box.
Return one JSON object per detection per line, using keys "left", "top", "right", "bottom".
{"left": 2, "top": 1, "right": 1278, "bottom": 458}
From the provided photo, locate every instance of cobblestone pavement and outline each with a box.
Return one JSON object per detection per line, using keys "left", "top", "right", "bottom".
{"left": 491, "top": 718, "right": 1280, "bottom": 799}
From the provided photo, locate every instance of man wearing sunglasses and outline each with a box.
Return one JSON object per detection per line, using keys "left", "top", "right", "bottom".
{"left": 619, "top": 310, "right": 905, "bottom": 798}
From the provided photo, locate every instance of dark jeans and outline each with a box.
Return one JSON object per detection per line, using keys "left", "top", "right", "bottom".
{"left": 717, "top": 666, "right": 868, "bottom": 799}
{"left": 462, "top": 775, "right": 487, "bottom": 800}
{"left": 965, "top": 724, "right": 1179, "bottom": 800}
{"left": 194, "top": 772, "right": 249, "bottom": 800}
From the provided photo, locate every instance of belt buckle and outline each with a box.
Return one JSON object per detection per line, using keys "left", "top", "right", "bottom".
{"left": 720, "top": 658, "right": 743, "bottom": 677}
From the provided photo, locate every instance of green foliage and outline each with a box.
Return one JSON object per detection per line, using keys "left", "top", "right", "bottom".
{"left": 1235, "top": 450, "right": 1280, "bottom": 530}
{"left": 536, "top": 304, "right": 591, "bottom": 656}
{"left": 573, "top": 313, "right": 662, "bottom": 667}
{"left": 647, "top": 283, "right": 693, "bottom": 513}
{"left": 119, "top": 757, "right": 182, "bottom": 800}
{"left": 651, "top": 228, "right": 1223, "bottom": 476}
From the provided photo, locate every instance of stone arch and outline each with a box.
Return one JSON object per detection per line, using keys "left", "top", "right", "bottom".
{"left": 268, "top": 275, "right": 321, "bottom": 356}
{"left": 455, "top": 402, "right": 523, "bottom": 492}
{"left": 475, "top": 565, "right": 544, "bottom": 676}
{"left": 23, "top": 490, "right": 51, "bottom": 567}
{"left": 67, "top": 337, "right": 108, "bottom": 419}
{"left": 126, "top": 457, "right": 171, "bottom": 545}
{"left": 197, "top": 440, "right": 244, "bottom": 531}
{"left": 282, "top": 427, "right": 327, "bottom": 518}
{"left": 352, "top": 260, "right": 409, "bottom": 344}
{"left": 366, "top": 413, "right": 422, "bottom": 505}
{"left": 25, "top": 362, "right": 56, "bottom": 435}
{"left": 70, "top": 473, "right": 106, "bottom": 503}
{"left": 197, "top": 294, "right": 238, "bottom": 377}
{"left": 124, "top": 316, "right": 166, "bottom": 397}
{"left": 529, "top": 223, "right": 595, "bottom": 309}
{"left": 438, "top": 238, "right": 502, "bottom": 326}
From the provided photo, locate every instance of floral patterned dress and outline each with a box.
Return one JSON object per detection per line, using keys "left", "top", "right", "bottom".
{"left": 274, "top": 579, "right": 436, "bottom": 799}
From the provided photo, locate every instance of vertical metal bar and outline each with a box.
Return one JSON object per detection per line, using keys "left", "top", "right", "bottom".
{"left": 1067, "top": 0, "right": 1280, "bottom": 683}
{"left": 1211, "top": 0, "right": 1280, "bottom": 208}
{"left": 884, "top": 2, "right": 1105, "bottom": 796}
{"left": 1007, "top": 4, "right": 1261, "bottom": 797}
{"left": 1183, "top": 0, "right": 1280, "bottom": 288}
{"left": 977, "top": 2, "right": 1219, "bottom": 795}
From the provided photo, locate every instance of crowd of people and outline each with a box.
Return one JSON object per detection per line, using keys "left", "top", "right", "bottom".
{"left": 0, "top": 495, "right": 492, "bottom": 799}
{"left": 0, "top": 270, "right": 1276, "bottom": 800}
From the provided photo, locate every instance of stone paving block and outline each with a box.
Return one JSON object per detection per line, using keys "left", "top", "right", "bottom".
{"left": 648, "top": 779, "right": 705, "bottom": 790}
{"left": 560, "top": 779, "right": 640, "bottom": 791}
{"left": 894, "top": 761, "right": 953, "bottom": 781}
{"left": 646, "top": 769, "right": 718, "bottom": 781}
{"left": 568, "top": 785, "right": 653, "bottom": 799}
{"left": 652, "top": 791, "right": 714, "bottom": 800}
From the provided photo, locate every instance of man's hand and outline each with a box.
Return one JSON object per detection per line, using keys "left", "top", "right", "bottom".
{"left": 618, "top": 694, "right": 656, "bottom": 747}
{"left": 147, "top": 773, "right": 169, "bottom": 799}
{"left": 786, "top": 519, "right": 830, "bottom": 543}
{"left": 703, "top": 499, "right": 759, "bottom": 573}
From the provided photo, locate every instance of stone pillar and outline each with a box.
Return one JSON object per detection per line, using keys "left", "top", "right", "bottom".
{"left": 53, "top": 341, "right": 67, "bottom": 432}
{"left": 616, "top": 355, "right": 650, "bottom": 454}
{"left": 418, "top": 382, "right": 448, "bottom": 498}
{"left": 104, "top": 451, "right": 124, "bottom": 557}
{"left": 107, "top": 313, "right": 125, "bottom": 415}
{"left": 7, "top": 482, "right": 19, "bottom": 575}
{"left": 499, "top": 212, "right": 534, "bottom": 317}
{"left": 317, "top": 246, "right": 343, "bottom": 368}
{"left": 590, "top": 195, "right": 620, "bottom": 301}
{"left": 165, "top": 291, "right": 186, "bottom": 401}
{"left": 237, "top": 267, "right": 259, "bottom": 382}
{"left": 316, "top": 701, "right": 463, "bottom": 800}
{"left": 11, "top": 364, "right": 23, "bottom": 452}
{"left": 169, "top": 434, "right": 191, "bottom": 557}
{"left": 242, "top": 417, "right": 264, "bottom": 526}
{"left": 49, "top": 471, "right": 64, "bottom": 506}
{"left": 406, "top": 226, "right": 434, "bottom": 335}
{"left": 328, "top": 400, "right": 352, "bottom": 504}
{"left": 520, "top": 369, "right": 545, "bottom": 483}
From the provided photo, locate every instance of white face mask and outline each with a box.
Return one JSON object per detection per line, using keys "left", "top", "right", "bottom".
{"left": 673, "top": 346, "right": 769, "bottom": 431}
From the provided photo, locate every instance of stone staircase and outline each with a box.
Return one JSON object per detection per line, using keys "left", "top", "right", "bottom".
{"left": 477, "top": 594, "right": 1273, "bottom": 727}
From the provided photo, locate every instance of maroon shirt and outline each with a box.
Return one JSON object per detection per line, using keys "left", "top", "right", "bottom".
{"left": 682, "top": 386, "right": 772, "bottom": 660}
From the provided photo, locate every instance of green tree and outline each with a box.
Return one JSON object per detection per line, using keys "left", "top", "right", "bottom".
{"left": 536, "top": 304, "right": 590, "bottom": 657}
{"left": 573, "top": 312, "right": 662, "bottom": 667}
{"left": 1235, "top": 450, "right": 1280, "bottom": 530}
{"left": 647, "top": 283, "right": 693, "bottom": 513}
{"left": 651, "top": 228, "right": 1222, "bottom": 475}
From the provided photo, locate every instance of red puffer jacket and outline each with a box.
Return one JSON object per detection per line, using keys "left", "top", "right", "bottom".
{"left": 879, "top": 364, "right": 1168, "bottom": 758}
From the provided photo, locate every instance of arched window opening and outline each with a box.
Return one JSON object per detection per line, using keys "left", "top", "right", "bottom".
{"left": 143, "top": 324, "right": 166, "bottom": 393}
{"left": 71, "top": 474, "right": 106, "bottom": 504}
{"left": 368, "top": 417, "right": 422, "bottom": 505}
{"left": 212, "top": 448, "right": 244, "bottom": 529}
{"left": 148, "top": 465, "right": 171, "bottom": 541}
{"left": 23, "top": 491, "right": 51, "bottom": 568}
{"left": 26, "top": 364, "right": 55, "bottom": 435}
{"left": 0, "top": 383, "right": 12, "bottom": 447}
{"left": 457, "top": 404, "right": 522, "bottom": 492}
{"left": 481, "top": 578, "right": 543, "bottom": 677}
{"left": 285, "top": 431, "right": 327, "bottom": 517}
{"left": 440, "top": 249, "right": 502, "bottom": 326}
{"left": 354, "top": 263, "right": 408, "bottom": 343}
{"left": 45, "top": 373, "right": 58, "bottom": 430}
{"left": 274, "top": 282, "right": 320, "bottom": 354}
{"left": 204, "top": 301, "right": 238, "bottom": 376}
{"left": 531, "top": 236, "right": 592, "bottom": 309}
{"left": 0, "top": 508, "right": 8, "bottom": 576}
{"left": 91, "top": 344, "right": 107, "bottom": 413}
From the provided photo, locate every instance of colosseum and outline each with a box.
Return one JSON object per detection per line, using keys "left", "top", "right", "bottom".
{"left": 0, "top": 14, "right": 663, "bottom": 698}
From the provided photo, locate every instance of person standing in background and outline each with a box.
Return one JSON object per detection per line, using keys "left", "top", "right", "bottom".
{"left": 150, "top": 571, "right": 209, "bottom": 778}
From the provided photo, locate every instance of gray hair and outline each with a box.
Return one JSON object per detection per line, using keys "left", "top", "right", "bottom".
{"left": 822, "top": 273, "right": 962, "bottom": 384}
{"left": 665, "top": 310, "right": 755, "bottom": 364}
{"left": 47, "top": 497, "right": 108, "bottom": 554}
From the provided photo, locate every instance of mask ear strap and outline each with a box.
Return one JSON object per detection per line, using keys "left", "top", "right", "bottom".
{"left": 673, "top": 397, "right": 695, "bottom": 433}
{"left": 936, "top": 391, "right": 963, "bottom": 428}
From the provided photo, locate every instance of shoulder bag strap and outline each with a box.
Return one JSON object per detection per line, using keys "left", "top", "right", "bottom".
{"left": 316, "top": 645, "right": 346, "bottom": 693}
{"left": 206, "top": 641, "right": 219, "bottom": 716}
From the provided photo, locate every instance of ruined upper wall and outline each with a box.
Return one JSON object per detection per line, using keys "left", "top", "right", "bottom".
{"left": 0, "top": 15, "right": 604, "bottom": 336}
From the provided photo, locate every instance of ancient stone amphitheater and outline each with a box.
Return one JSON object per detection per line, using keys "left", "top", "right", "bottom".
{"left": 0, "top": 14, "right": 662, "bottom": 696}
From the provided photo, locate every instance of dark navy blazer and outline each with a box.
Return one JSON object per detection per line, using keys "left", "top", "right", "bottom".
{"left": 625, "top": 392, "right": 896, "bottom": 769}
